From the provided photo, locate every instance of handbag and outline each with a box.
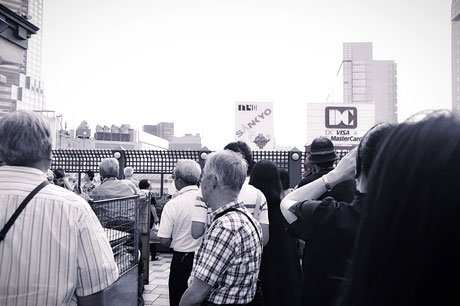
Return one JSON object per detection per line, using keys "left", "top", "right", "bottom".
{"left": 149, "top": 224, "right": 160, "bottom": 244}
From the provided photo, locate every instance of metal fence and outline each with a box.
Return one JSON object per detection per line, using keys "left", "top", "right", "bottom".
{"left": 90, "top": 195, "right": 139, "bottom": 275}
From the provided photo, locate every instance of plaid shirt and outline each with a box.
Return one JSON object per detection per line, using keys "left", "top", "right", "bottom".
{"left": 190, "top": 201, "right": 263, "bottom": 305}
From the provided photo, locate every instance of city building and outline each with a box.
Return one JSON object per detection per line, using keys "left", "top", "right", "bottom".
{"left": 342, "top": 42, "right": 398, "bottom": 123}
{"left": 0, "top": 0, "right": 45, "bottom": 114}
{"left": 169, "top": 134, "right": 202, "bottom": 150}
{"left": 59, "top": 123, "right": 169, "bottom": 150}
{"left": 452, "top": 0, "right": 460, "bottom": 115}
{"left": 143, "top": 122, "right": 174, "bottom": 140}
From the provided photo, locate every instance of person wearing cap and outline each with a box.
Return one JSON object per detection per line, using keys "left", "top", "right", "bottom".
{"left": 297, "top": 137, "right": 355, "bottom": 203}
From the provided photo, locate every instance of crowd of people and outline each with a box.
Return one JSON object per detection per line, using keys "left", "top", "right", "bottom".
{"left": 1, "top": 109, "right": 460, "bottom": 306}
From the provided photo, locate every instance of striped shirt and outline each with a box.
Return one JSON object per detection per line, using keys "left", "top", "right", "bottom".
{"left": 191, "top": 179, "right": 269, "bottom": 226}
{"left": 0, "top": 166, "right": 119, "bottom": 306}
{"left": 190, "top": 201, "right": 263, "bottom": 305}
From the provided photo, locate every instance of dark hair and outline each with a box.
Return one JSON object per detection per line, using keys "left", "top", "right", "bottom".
{"left": 53, "top": 168, "right": 65, "bottom": 179}
{"left": 85, "top": 170, "right": 95, "bottom": 181}
{"left": 278, "top": 169, "right": 290, "bottom": 190}
{"left": 249, "top": 160, "right": 282, "bottom": 205}
{"left": 139, "top": 179, "right": 150, "bottom": 190}
{"left": 315, "top": 160, "right": 335, "bottom": 169}
{"left": 355, "top": 122, "right": 395, "bottom": 178}
{"left": 339, "top": 113, "right": 460, "bottom": 306}
{"left": 224, "top": 141, "right": 253, "bottom": 175}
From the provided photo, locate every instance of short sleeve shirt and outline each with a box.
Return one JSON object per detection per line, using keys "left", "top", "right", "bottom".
{"left": 157, "top": 185, "right": 202, "bottom": 252}
{"left": 190, "top": 201, "right": 263, "bottom": 305}
{"left": 191, "top": 179, "right": 269, "bottom": 226}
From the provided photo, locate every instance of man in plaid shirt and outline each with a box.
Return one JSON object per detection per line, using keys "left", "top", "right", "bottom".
{"left": 179, "top": 150, "right": 263, "bottom": 306}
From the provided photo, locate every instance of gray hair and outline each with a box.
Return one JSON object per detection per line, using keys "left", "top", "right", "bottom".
{"left": 99, "top": 158, "right": 119, "bottom": 179}
{"left": 174, "top": 159, "right": 202, "bottom": 185}
{"left": 204, "top": 150, "right": 247, "bottom": 197}
{"left": 0, "top": 111, "right": 52, "bottom": 166}
{"left": 124, "top": 166, "right": 134, "bottom": 177}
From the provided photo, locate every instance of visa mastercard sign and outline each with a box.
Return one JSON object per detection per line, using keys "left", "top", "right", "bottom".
{"left": 307, "top": 103, "right": 375, "bottom": 147}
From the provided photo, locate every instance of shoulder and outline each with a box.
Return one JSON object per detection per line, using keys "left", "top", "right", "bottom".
{"left": 239, "top": 183, "right": 266, "bottom": 203}
{"left": 41, "top": 184, "right": 93, "bottom": 215}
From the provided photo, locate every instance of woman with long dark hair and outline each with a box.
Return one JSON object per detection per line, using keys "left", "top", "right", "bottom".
{"left": 249, "top": 160, "right": 302, "bottom": 306}
{"left": 338, "top": 112, "right": 460, "bottom": 306}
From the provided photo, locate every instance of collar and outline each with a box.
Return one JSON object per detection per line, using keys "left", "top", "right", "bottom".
{"left": 178, "top": 185, "right": 198, "bottom": 195}
{"left": 212, "top": 201, "right": 244, "bottom": 218}
{"left": 0, "top": 165, "right": 47, "bottom": 181}
{"left": 102, "top": 177, "right": 117, "bottom": 184}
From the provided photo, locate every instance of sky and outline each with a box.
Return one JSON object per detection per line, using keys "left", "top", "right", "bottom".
{"left": 41, "top": 0, "right": 451, "bottom": 150}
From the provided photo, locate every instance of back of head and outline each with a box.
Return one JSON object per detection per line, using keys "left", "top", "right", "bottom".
{"left": 249, "top": 160, "right": 282, "bottom": 204}
{"left": 139, "top": 178, "right": 150, "bottom": 190}
{"left": 355, "top": 122, "right": 395, "bottom": 178}
{"left": 53, "top": 168, "right": 65, "bottom": 179}
{"left": 173, "top": 159, "right": 202, "bottom": 185}
{"left": 85, "top": 170, "right": 95, "bottom": 181}
{"left": 124, "top": 166, "right": 134, "bottom": 177}
{"left": 99, "top": 158, "right": 119, "bottom": 179}
{"left": 204, "top": 150, "right": 247, "bottom": 197}
{"left": 224, "top": 141, "right": 253, "bottom": 175}
{"left": 308, "top": 137, "right": 337, "bottom": 167}
{"left": 0, "top": 111, "right": 52, "bottom": 167}
{"left": 341, "top": 112, "right": 460, "bottom": 306}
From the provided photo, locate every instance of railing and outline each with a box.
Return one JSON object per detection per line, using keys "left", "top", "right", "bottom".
{"left": 51, "top": 148, "right": 352, "bottom": 193}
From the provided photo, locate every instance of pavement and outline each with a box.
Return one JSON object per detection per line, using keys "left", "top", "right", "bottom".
{"left": 143, "top": 252, "right": 172, "bottom": 305}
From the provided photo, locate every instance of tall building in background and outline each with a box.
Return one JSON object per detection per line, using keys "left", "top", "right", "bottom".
{"left": 343, "top": 42, "right": 398, "bottom": 123}
{"left": 452, "top": 0, "right": 460, "bottom": 115}
{"left": 0, "top": 0, "right": 45, "bottom": 113}
{"left": 143, "top": 122, "right": 174, "bottom": 140}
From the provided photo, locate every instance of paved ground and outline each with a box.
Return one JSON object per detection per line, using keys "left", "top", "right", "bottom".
{"left": 143, "top": 252, "right": 172, "bottom": 305}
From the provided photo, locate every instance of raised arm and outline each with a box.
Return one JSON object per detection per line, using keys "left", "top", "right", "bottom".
{"left": 280, "top": 148, "right": 357, "bottom": 224}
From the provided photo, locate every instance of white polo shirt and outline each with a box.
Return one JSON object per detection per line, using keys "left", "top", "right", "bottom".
{"left": 158, "top": 185, "right": 202, "bottom": 252}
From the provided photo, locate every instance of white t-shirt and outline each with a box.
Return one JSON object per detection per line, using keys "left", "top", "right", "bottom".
{"left": 191, "top": 178, "right": 269, "bottom": 226}
{"left": 158, "top": 185, "right": 202, "bottom": 252}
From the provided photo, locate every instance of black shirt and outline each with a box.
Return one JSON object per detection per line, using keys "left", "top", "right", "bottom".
{"left": 287, "top": 193, "right": 363, "bottom": 306}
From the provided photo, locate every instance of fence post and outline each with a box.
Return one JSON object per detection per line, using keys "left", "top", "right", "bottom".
{"left": 198, "top": 146, "right": 211, "bottom": 170}
{"left": 288, "top": 147, "right": 302, "bottom": 188}
{"left": 112, "top": 149, "right": 126, "bottom": 179}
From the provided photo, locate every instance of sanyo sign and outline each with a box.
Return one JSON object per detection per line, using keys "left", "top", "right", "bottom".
{"left": 306, "top": 103, "right": 375, "bottom": 147}
{"left": 235, "top": 102, "right": 274, "bottom": 151}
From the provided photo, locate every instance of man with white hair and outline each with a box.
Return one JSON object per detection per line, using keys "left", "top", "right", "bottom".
{"left": 123, "top": 166, "right": 139, "bottom": 189}
{"left": 0, "top": 111, "right": 118, "bottom": 306}
{"left": 158, "top": 159, "right": 202, "bottom": 306}
{"left": 91, "top": 158, "right": 137, "bottom": 200}
{"left": 179, "top": 151, "right": 263, "bottom": 306}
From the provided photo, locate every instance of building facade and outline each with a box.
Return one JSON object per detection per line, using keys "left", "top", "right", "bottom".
{"left": 143, "top": 122, "right": 174, "bottom": 141}
{"left": 453, "top": 0, "right": 460, "bottom": 115}
{"left": 0, "top": 0, "right": 45, "bottom": 114}
{"left": 343, "top": 42, "right": 398, "bottom": 123}
{"left": 169, "top": 134, "right": 202, "bottom": 150}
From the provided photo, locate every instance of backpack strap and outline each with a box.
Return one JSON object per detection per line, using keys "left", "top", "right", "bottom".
{"left": 0, "top": 181, "right": 49, "bottom": 243}
{"left": 214, "top": 208, "right": 260, "bottom": 241}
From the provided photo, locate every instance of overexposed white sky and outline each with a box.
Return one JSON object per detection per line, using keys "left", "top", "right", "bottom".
{"left": 41, "top": 0, "right": 451, "bottom": 150}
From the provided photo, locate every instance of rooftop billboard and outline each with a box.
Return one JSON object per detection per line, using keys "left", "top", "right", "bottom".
{"left": 306, "top": 103, "right": 375, "bottom": 148}
{"left": 235, "top": 102, "right": 274, "bottom": 151}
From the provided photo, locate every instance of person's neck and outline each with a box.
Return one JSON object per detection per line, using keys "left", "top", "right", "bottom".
{"left": 208, "top": 192, "right": 238, "bottom": 212}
